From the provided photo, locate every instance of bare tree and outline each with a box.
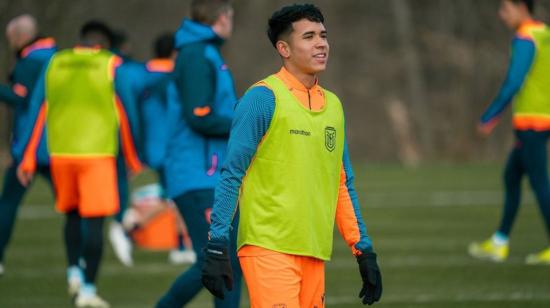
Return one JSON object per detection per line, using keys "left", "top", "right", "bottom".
{"left": 391, "top": 0, "right": 433, "bottom": 158}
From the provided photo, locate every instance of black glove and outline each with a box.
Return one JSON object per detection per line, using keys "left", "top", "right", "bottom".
{"left": 201, "top": 242, "right": 233, "bottom": 299}
{"left": 357, "top": 252, "right": 382, "bottom": 305}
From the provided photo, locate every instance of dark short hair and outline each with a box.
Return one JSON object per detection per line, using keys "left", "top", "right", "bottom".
{"left": 191, "top": 0, "right": 231, "bottom": 25}
{"left": 80, "top": 20, "right": 114, "bottom": 48}
{"left": 111, "top": 30, "right": 128, "bottom": 51}
{"left": 153, "top": 32, "right": 174, "bottom": 58}
{"left": 511, "top": 0, "right": 535, "bottom": 13}
{"left": 267, "top": 4, "right": 324, "bottom": 48}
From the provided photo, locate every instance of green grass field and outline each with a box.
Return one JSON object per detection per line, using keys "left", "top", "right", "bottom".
{"left": 0, "top": 163, "right": 549, "bottom": 307}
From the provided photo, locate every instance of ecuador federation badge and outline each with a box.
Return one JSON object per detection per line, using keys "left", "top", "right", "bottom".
{"left": 325, "top": 126, "right": 336, "bottom": 152}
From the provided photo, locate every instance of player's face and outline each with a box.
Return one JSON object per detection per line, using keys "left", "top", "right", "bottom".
{"left": 499, "top": 0, "right": 524, "bottom": 30}
{"left": 5, "top": 26, "right": 18, "bottom": 50}
{"left": 285, "top": 19, "right": 329, "bottom": 75}
{"left": 217, "top": 8, "right": 234, "bottom": 39}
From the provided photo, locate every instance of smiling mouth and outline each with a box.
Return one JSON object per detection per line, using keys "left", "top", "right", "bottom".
{"left": 313, "top": 53, "right": 327, "bottom": 59}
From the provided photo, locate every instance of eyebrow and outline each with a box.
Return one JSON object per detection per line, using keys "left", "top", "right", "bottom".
{"left": 301, "top": 30, "right": 328, "bottom": 36}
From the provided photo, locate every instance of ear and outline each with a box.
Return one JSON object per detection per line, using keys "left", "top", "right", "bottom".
{"left": 276, "top": 40, "right": 290, "bottom": 59}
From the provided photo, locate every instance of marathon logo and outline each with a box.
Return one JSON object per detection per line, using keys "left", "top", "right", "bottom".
{"left": 289, "top": 129, "right": 311, "bottom": 136}
{"left": 59, "top": 60, "right": 100, "bottom": 70}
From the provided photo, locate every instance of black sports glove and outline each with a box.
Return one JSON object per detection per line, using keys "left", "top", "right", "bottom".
{"left": 357, "top": 252, "right": 383, "bottom": 305}
{"left": 201, "top": 242, "right": 233, "bottom": 299}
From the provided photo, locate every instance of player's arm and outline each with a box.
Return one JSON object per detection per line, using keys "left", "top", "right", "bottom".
{"left": 209, "top": 85, "right": 275, "bottom": 244}
{"left": 115, "top": 61, "right": 143, "bottom": 146}
{"left": 203, "top": 86, "right": 274, "bottom": 299}
{"left": 17, "top": 68, "right": 48, "bottom": 186}
{"left": 113, "top": 57, "right": 143, "bottom": 174}
{"left": 479, "top": 36, "right": 535, "bottom": 134}
{"left": 336, "top": 136, "right": 382, "bottom": 305}
{"left": 335, "top": 138, "right": 373, "bottom": 255}
{"left": 175, "top": 44, "right": 232, "bottom": 138}
{"left": 0, "top": 83, "right": 26, "bottom": 107}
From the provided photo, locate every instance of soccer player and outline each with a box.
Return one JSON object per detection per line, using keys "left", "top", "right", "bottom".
{"left": 155, "top": 0, "right": 242, "bottom": 307}
{"left": 108, "top": 31, "right": 177, "bottom": 267}
{"left": 469, "top": 0, "right": 550, "bottom": 265}
{"left": 201, "top": 4, "right": 382, "bottom": 307}
{"left": 17, "top": 20, "right": 142, "bottom": 307}
{"left": 0, "top": 14, "right": 56, "bottom": 277}
{"left": 123, "top": 33, "right": 196, "bottom": 265}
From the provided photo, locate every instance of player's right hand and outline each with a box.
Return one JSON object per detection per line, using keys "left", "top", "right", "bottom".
{"left": 201, "top": 241, "right": 233, "bottom": 299}
{"left": 16, "top": 165, "right": 34, "bottom": 187}
{"left": 478, "top": 119, "right": 499, "bottom": 137}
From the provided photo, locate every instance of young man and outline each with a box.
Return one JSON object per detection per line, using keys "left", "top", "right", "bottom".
{"left": 470, "top": 0, "right": 550, "bottom": 264}
{"left": 122, "top": 33, "right": 196, "bottom": 265}
{"left": 108, "top": 31, "right": 179, "bottom": 267}
{"left": 201, "top": 4, "right": 382, "bottom": 307}
{"left": 155, "top": 0, "right": 242, "bottom": 307}
{"left": 17, "top": 21, "right": 142, "bottom": 308}
{"left": 0, "top": 14, "right": 56, "bottom": 277}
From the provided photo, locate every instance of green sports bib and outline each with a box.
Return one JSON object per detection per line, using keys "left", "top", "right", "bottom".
{"left": 45, "top": 48, "right": 119, "bottom": 156}
{"left": 238, "top": 75, "right": 345, "bottom": 260}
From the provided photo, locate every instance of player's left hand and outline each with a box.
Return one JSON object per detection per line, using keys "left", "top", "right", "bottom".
{"left": 201, "top": 241, "right": 233, "bottom": 299}
{"left": 357, "top": 252, "right": 382, "bottom": 305}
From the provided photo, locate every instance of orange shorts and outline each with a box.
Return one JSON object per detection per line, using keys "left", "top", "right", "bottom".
{"left": 50, "top": 156, "right": 119, "bottom": 217}
{"left": 132, "top": 207, "right": 179, "bottom": 250}
{"left": 238, "top": 245, "right": 325, "bottom": 308}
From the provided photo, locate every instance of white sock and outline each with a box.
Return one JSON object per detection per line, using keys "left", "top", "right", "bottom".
{"left": 80, "top": 283, "right": 97, "bottom": 296}
{"left": 492, "top": 232, "right": 509, "bottom": 246}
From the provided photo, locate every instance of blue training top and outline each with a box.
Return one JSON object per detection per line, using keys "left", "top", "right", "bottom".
{"left": 0, "top": 37, "right": 56, "bottom": 165}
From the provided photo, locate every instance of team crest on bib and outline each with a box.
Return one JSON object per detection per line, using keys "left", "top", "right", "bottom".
{"left": 325, "top": 126, "right": 336, "bottom": 152}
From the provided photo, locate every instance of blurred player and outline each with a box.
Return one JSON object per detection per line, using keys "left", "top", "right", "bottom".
{"left": 470, "top": 0, "right": 550, "bottom": 264}
{"left": 0, "top": 14, "right": 56, "bottom": 277}
{"left": 133, "top": 33, "right": 196, "bottom": 264}
{"left": 107, "top": 29, "right": 145, "bottom": 267}
{"left": 201, "top": 4, "right": 382, "bottom": 306}
{"left": 156, "top": 0, "right": 242, "bottom": 307}
{"left": 17, "top": 20, "right": 142, "bottom": 307}
{"left": 107, "top": 30, "right": 177, "bottom": 267}
{"left": 124, "top": 183, "right": 196, "bottom": 264}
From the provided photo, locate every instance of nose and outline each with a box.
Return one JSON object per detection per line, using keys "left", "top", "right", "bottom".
{"left": 315, "top": 37, "right": 328, "bottom": 49}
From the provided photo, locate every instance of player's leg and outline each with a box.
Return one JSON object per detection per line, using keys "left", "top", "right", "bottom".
{"left": 238, "top": 246, "right": 301, "bottom": 308}
{"left": 520, "top": 131, "right": 550, "bottom": 264}
{"left": 108, "top": 155, "right": 133, "bottom": 267}
{"left": 156, "top": 168, "right": 197, "bottom": 265}
{"left": 299, "top": 256, "right": 325, "bottom": 308}
{"left": 74, "top": 157, "right": 118, "bottom": 308}
{"left": 64, "top": 209, "right": 84, "bottom": 296}
{"left": 0, "top": 163, "right": 30, "bottom": 274}
{"left": 78, "top": 217, "right": 106, "bottom": 300}
{"left": 469, "top": 140, "right": 524, "bottom": 262}
{"left": 497, "top": 139, "right": 525, "bottom": 237}
{"left": 169, "top": 208, "right": 197, "bottom": 265}
{"left": 50, "top": 157, "right": 84, "bottom": 294}
{"left": 156, "top": 189, "right": 214, "bottom": 307}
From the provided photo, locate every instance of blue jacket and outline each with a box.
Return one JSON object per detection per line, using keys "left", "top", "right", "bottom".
{"left": 115, "top": 57, "right": 174, "bottom": 159}
{"left": 139, "top": 59, "right": 178, "bottom": 170}
{"left": 164, "top": 19, "right": 236, "bottom": 198}
{"left": 0, "top": 37, "right": 56, "bottom": 165}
